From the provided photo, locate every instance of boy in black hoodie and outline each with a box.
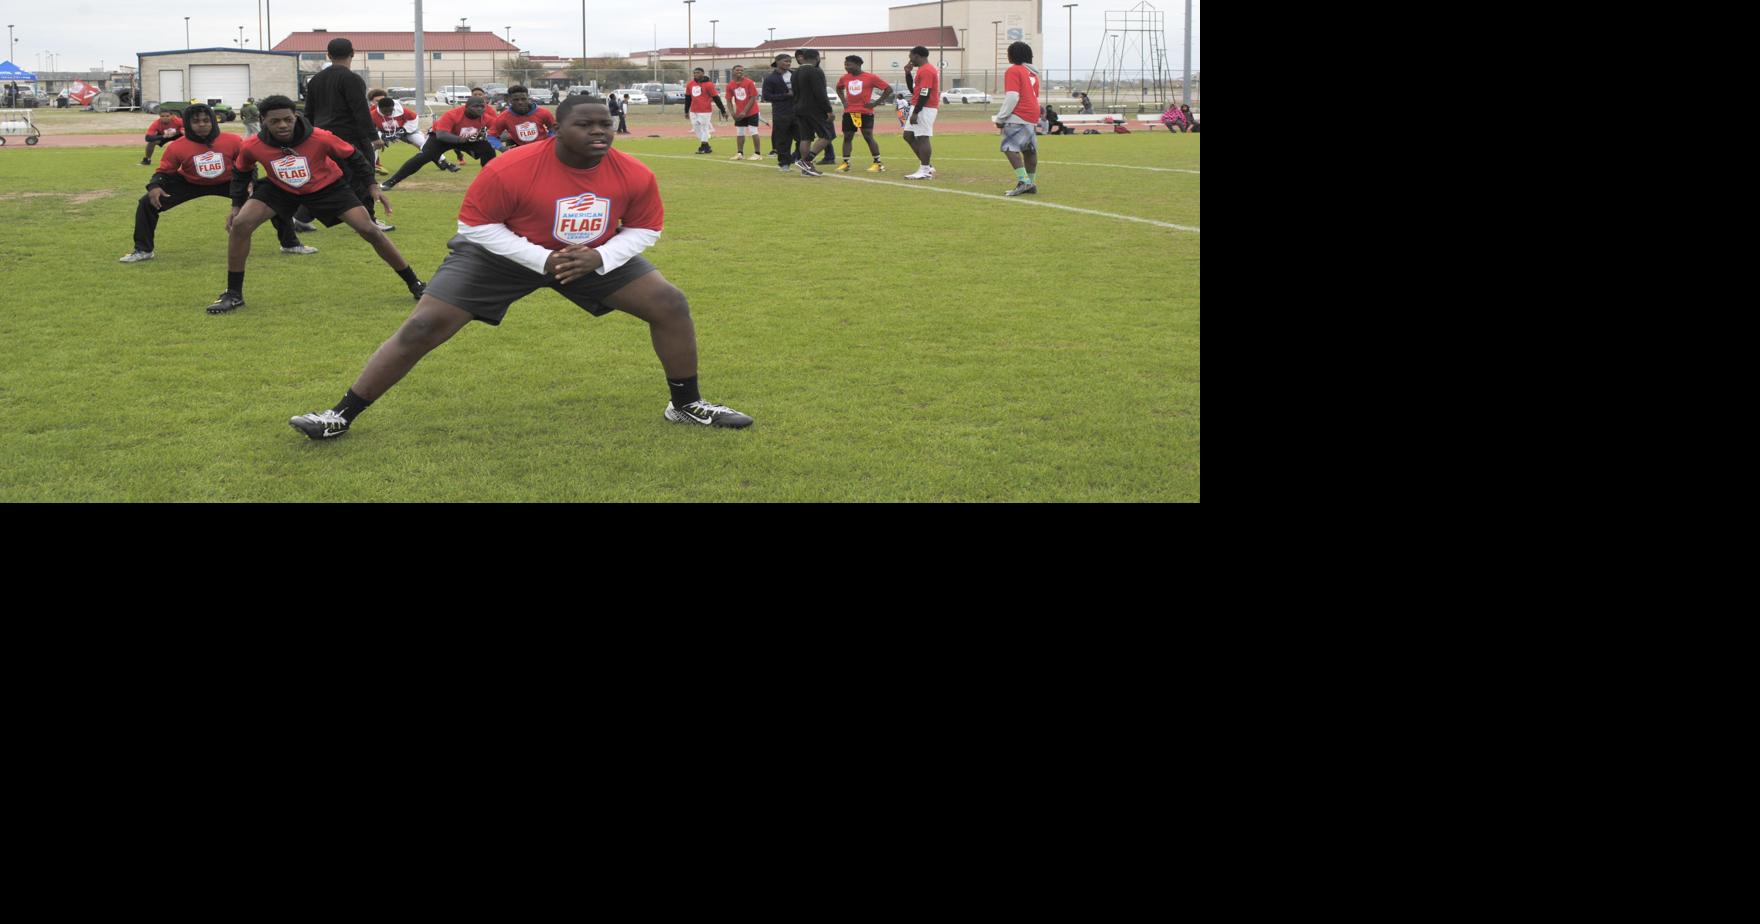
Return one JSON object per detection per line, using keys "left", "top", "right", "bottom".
{"left": 206, "top": 96, "right": 423, "bottom": 314}
{"left": 791, "top": 49, "right": 835, "bottom": 177}
{"left": 120, "top": 104, "right": 311, "bottom": 263}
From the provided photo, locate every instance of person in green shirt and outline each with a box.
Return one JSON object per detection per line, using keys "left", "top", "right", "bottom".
{"left": 240, "top": 99, "right": 261, "bottom": 136}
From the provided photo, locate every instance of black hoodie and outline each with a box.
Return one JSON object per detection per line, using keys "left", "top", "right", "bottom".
{"left": 147, "top": 103, "right": 224, "bottom": 191}
{"left": 231, "top": 112, "right": 374, "bottom": 206}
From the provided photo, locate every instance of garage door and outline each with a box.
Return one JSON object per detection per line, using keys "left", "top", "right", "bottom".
{"left": 190, "top": 65, "right": 250, "bottom": 106}
{"left": 159, "top": 69, "right": 184, "bottom": 103}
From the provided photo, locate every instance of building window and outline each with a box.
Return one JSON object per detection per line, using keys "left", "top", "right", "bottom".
{"left": 301, "top": 53, "right": 323, "bottom": 62}
{"left": 432, "top": 52, "right": 443, "bottom": 60}
{"left": 368, "top": 53, "right": 386, "bottom": 61}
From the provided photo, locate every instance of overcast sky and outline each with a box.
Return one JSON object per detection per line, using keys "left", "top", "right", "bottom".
{"left": 5, "top": 1, "right": 1197, "bottom": 77}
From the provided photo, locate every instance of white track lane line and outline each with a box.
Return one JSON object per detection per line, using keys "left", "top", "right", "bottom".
{"left": 630, "top": 153, "right": 1200, "bottom": 234}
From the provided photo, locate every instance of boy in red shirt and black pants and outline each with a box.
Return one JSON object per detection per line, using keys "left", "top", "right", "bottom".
{"left": 288, "top": 96, "right": 752, "bottom": 440}
{"left": 207, "top": 95, "right": 423, "bottom": 314}
{"left": 140, "top": 112, "right": 183, "bottom": 166}
{"left": 120, "top": 104, "right": 311, "bottom": 263}
{"left": 724, "top": 65, "right": 763, "bottom": 161}
{"left": 380, "top": 96, "right": 498, "bottom": 190}
{"left": 835, "top": 56, "right": 894, "bottom": 173}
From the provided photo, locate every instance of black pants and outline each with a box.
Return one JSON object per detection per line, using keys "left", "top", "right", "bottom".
{"left": 135, "top": 179, "right": 299, "bottom": 253}
{"left": 385, "top": 136, "right": 495, "bottom": 186}
{"left": 771, "top": 111, "right": 798, "bottom": 165}
{"left": 296, "top": 169, "right": 378, "bottom": 224}
{"left": 617, "top": 112, "right": 628, "bottom": 133}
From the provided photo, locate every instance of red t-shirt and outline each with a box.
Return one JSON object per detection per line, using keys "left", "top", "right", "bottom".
{"left": 725, "top": 78, "right": 759, "bottom": 117}
{"left": 147, "top": 115, "right": 184, "bottom": 137}
{"left": 158, "top": 133, "right": 244, "bottom": 186}
{"left": 433, "top": 106, "right": 495, "bottom": 142}
{"left": 836, "top": 72, "right": 892, "bottom": 115}
{"left": 372, "top": 105, "right": 419, "bottom": 135}
{"left": 687, "top": 80, "right": 719, "bottom": 113}
{"left": 235, "top": 127, "right": 355, "bottom": 196}
{"left": 493, "top": 106, "right": 557, "bottom": 144}
{"left": 457, "top": 143, "right": 664, "bottom": 251}
{"left": 1004, "top": 65, "right": 1041, "bottom": 124}
{"left": 913, "top": 63, "right": 941, "bottom": 110}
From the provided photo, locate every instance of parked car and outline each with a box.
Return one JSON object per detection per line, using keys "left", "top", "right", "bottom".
{"left": 482, "top": 83, "right": 508, "bottom": 98}
{"left": 563, "top": 84, "right": 599, "bottom": 99}
{"left": 385, "top": 86, "right": 417, "bottom": 100}
{"left": 942, "top": 87, "right": 991, "bottom": 104}
{"left": 631, "top": 84, "right": 666, "bottom": 105}
{"left": 437, "top": 86, "right": 472, "bottom": 104}
{"left": 611, "top": 88, "right": 649, "bottom": 104}
{"left": 526, "top": 87, "right": 555, "bottom": 103}
{"left": 661, "top": 84, "right": 686, "bottom": 105}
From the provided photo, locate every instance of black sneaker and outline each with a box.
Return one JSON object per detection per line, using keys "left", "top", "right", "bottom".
{"left": 799, "top": 162, "right": 824, "bottom": 177}
{"left": 1003, "top": 182, "right": 1038, "bottom": 197}
{"left": 292, "top": 219, "right": 319, "bottom": 233}
{"left": 139, "top": 158, "right": 152, "bottom": 166}
{"left": 408, "top": 279, "right": 427, "bottom": 301}
{"left": 665, "top": 400, "right": 754, "bottom": 429}
{"left": 206, "top": 290, "right": 245, "bottom": 314}
{"left": 441, "top": 161, "right": 460, "bottom": 173}
{"left": 379, "top": 178, "right": 398, "bottom": 191}
{"left": 289, "top": 409, "right": 350, "bottom": 439}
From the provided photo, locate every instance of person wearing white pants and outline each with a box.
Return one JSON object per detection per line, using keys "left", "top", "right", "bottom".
{"left": 685, "top": 69, "right": 728, "bottom": 154}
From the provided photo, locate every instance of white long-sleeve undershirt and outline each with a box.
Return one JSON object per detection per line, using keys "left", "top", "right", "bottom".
{"left": 456, "top": 221, "right": 662, "bottom": 275}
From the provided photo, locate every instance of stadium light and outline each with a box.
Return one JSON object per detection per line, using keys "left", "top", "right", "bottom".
{"left": 184, "top": 17, "right": 190, "bottom": 50}
{"left": 1064, "top": 4, "right": 1077, "bottom": 94}
{"left": 710, "top": 20, "right": 717, "bottom": 79}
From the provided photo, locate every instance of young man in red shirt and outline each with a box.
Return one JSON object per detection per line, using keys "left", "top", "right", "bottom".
{"left": 370, "top": 91, "right": 459, "bottom": 174}
{"left": 492, "top": 85, "right": 557, "bottom": 149}
{"left": 120, "top": 104, "right": 312, "bottom": 263}
{"left": 834, "top": 55, "right": 894, "bottom": 173}
{"left": 723, "top": 65, "right": 763, "bottom": 161}
{"left": 993, "top": 41, "right": 1042, "bottom": 197}
{"left": 685, "top": 68, "right": 729, "bottom": 155}
{"left": 902, "top": 46, "right": 940, "bottom": 180}
{"left": 208, "top": 95, "right": 423, "bottom": 314}
{"left": 288, "top": 96, "right": 752, "bottom": 440}
{"left": 380, "top": 96, "right": 497, "bottom": 190}
{"left": 140, "top": 111, "right": 184, "bottom": 166}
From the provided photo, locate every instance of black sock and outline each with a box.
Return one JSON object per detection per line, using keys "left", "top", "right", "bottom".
{"left": 667, "top": 375, "right": 701, "bottom": 408}
{"left": 333, "top": 389, "right": 373, "bottom": 423}
{"left": 395, "top": 266, "right": 419, "bottom": 285}
{"left": 227, "top": 270, "right": 244, "bottom": 294}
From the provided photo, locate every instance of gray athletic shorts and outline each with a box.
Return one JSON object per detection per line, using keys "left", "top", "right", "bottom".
{"left": 1000, "top": 122, "right": 1037, "bottom": 153}
{"left": 426, "top": 235, "right": 659, "bottom": 326}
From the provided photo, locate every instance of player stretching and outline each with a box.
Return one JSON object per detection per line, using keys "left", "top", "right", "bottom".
{"left": 492, "top": 85, "right": 557, "bottom": 149}
{"left": 370, "top": 92, "right": 459, "bottom": 174}
{"left": 380, "top": 96, "right": 497, "bottom": 190}
{"left": 993, "top": 42, "right": 1042, "bottom": 197}
{"left": 288, "top": 97, "right": 752, "bottom": 440}
{"left": 207, "top": 96, "right": 424, "bottom": 314}
{"left": 724, "top": 65, "right": 763, "bottom": 160}
{"left": 834, "top": 56, "right": 894, "bottom": 172}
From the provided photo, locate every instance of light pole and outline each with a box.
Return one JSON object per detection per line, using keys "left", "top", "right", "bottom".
{"left": 581, "top": 2, "right": 588, "bottom": 85}
{"left": 257, "top": 1, "right": 262, "bottom": 50}
{"left": 237, "top": 25, "right": 244, "bottom": 49}
{"left": 504, "top": 26, "right": 512, "bottom": 88}
{"left": 710, "top": 19, "right": 717, "bottom": 80}
{"left": 938, "top": 0, "right": 943, "bottom": 75}
{"left": 266, "top": 2, "right": 273, "bottom": 54}
{"left": 184, "top": 17, "right": 190, "bottom": 50}
{"left": 459, "top": 18, "right": 468, "bottom": 89}
{"left": 991, "top": 20, "right": 1001, "bottom": 95}
{"left": 768, "top": 27, "right": 775, "bottom": 43}
{"left": 958, "top": 28, "right": 966, "bottom": 81}
{"left": 1063, "top": 4, "right": 1077, "bottom": 95}
{"left": 684, "top": 0, "right": 695, "bottom": 85}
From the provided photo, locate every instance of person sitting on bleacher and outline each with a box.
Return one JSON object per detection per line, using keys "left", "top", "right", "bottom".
{"left": 1044, "top": 104, "right": 1072, "bottom": 135}
{"left": 1161, "top": 102, "right": 1189, "bottom": 133}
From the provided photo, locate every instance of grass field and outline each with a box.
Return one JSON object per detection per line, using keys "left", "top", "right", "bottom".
{"left": 0, "top": 130, "right": 1199, "bottom": 502}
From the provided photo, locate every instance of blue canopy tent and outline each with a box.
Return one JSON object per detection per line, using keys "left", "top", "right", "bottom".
{"left": 0, "top": 61, "right": 37, "bottom": 105}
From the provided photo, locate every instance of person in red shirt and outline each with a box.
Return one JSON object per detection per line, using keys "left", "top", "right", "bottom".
{"left": 380, "top": 96, "right": 497, "bottom": 190}
{"left": 834, "top": 56, "right": 894, "bottom": 173}
{"left": 685, "top": 68, "right": 729, "bottom": 155}
{"left": 205, "top": 95, "right": 423, "bottom": 314}
{"left": 288, "top": 96, "right": 752, "bottom": 439}
{"left": 140, "top": 112, "right": 184, "bottom": 166}
{"left": 992, "top": 42, "right": 1043, "bottom": 196}
{"left": 370, "top": 92, "right": 459, "bottom": 174}
{"left": 902, "top": 46, "right": 940, "bottom": 180}
{"left": 120, "top": 104, "right": 311, "bottom": 263}
{"left": 723, "top": 65, "right": 763, "bottom": 161}
{"left": 491, "top": 85, "right": 557, "bottom": 149}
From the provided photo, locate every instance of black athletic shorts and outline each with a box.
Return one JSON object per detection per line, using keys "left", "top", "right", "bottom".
{"left": 426, "top": 236, "right": 660, "bottom": 326}
{"left": 797, "top": 112, "right": 835, "bottom": 142}
{"left": 841, "top": 112, "right": 879, "bottom": 134}
{"left": 252, "top": 179, "right": 363, "bottom": 227}
{"left": 734, "top": 114, "right": 760, "bottom": 128}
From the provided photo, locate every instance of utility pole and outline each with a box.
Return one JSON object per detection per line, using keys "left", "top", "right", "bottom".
{"left": 684, "top": 0, "right": 695, "bottom": 83}
{"left": 991, "top": 20, "right": 1001, "bottom": 95}
{"left": 459, "top": 18, "right": 468, "bottom": 89}
{"left": 710, "top": 20, "right": 718, "bottom": 80}
{"left": 184, "top": 17, "right": 190, "bottom": 50}
{"left": 414, "top": 0, "right": 427, "bottom": 116}
{"left": 1063, "top": 4, "right": 1077, "bottom": 94}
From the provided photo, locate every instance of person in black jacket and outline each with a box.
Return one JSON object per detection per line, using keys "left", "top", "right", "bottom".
{"left": 762, "top": 54, "right": 799, "bottom": 171}
{"left": 294, "top": 37, "right": 393, "bottom": 233}
{"left": 791, "top": 49, "right": 835, "bottom": 177}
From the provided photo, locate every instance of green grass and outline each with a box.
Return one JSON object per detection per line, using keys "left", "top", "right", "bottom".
{"left": 0, "top": 132, "right": 1199, "bottom": 501}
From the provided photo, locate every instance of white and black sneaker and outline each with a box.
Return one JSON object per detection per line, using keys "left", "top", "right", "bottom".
{"left": 373, "top": 219, "right": 395, "bottom": 232}
{"left": 290, "top": 409, "right": 350, "bottom": 439}
{"left": 292, "top": 220, "right": 319, "bottom": 233}
{"left": 119, "top": 250, "right": 154, "bottom": 263}
{"left": 1003, "top": 182, "right": 1037, "bottom": 197}
{"left": 665, "top": 400, "right": 754, "bottom": 429}
{"left": 280, "top": 244, "right": 319, "bottom": 255}
{"left": 903, "top": 168, "right": 930, "bottom": 179}
{"left": 206, "top": 290, "right": 245, "bottom": 314}
{"left": 440, "top": 161, "right": 461, "bottom": 173}
{"left": 798, "top": 162, "right": 824, "bottom": 177}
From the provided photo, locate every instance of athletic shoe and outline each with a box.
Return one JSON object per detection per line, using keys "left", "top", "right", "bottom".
{"left": 665, "top": 400, "right": 754, "bottom": 429}
{"left": 799, "top": 162, "right": 824, "bottom": 177}
{"left": 779, "top": 163, "right": 792, "bottom": 173}
{"left": 836, "top": 161, "right": 851, "bottom": 172}
{"left": 289, "top": 409, "right": 350, "bottom": 440}
{"left": 441, "top": 161, "right": 461, "bottom": 173}
{"left": 374, "top": 164, "right": 388, "bottom": 175}
{"left": 1004, "top": 182, "right": 1038, "bottom": 197}
{"left": 119, "top": 250, "right": 154, "bottom": 263}
{"left": 729, "top": 153, "right": 744, "bottom": 160}
{"left": 280, "top": 245, "right": 319, "bottom": 255}
{"left": 925, "top": 165, "right": 937, "bottom": 177}
{"left": 292, "top": 220, "right": 319, "bottom": 233}
{"left": 408, "top": 279, "right": 427, "bottom": 301}
{"left": 139, "top": 158, "right": 151, "bottom": 166}
{"left": 703, "top": 145, "right": 713, "bottom": 154}
{"left": 206, "top": 290, "right": 245, "bottom": 314}
{"left": 374, "top": 219, "right": 396, "bottom": 232}
{"left": 867, "top": 162, "right": 886, "bottom": 173}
